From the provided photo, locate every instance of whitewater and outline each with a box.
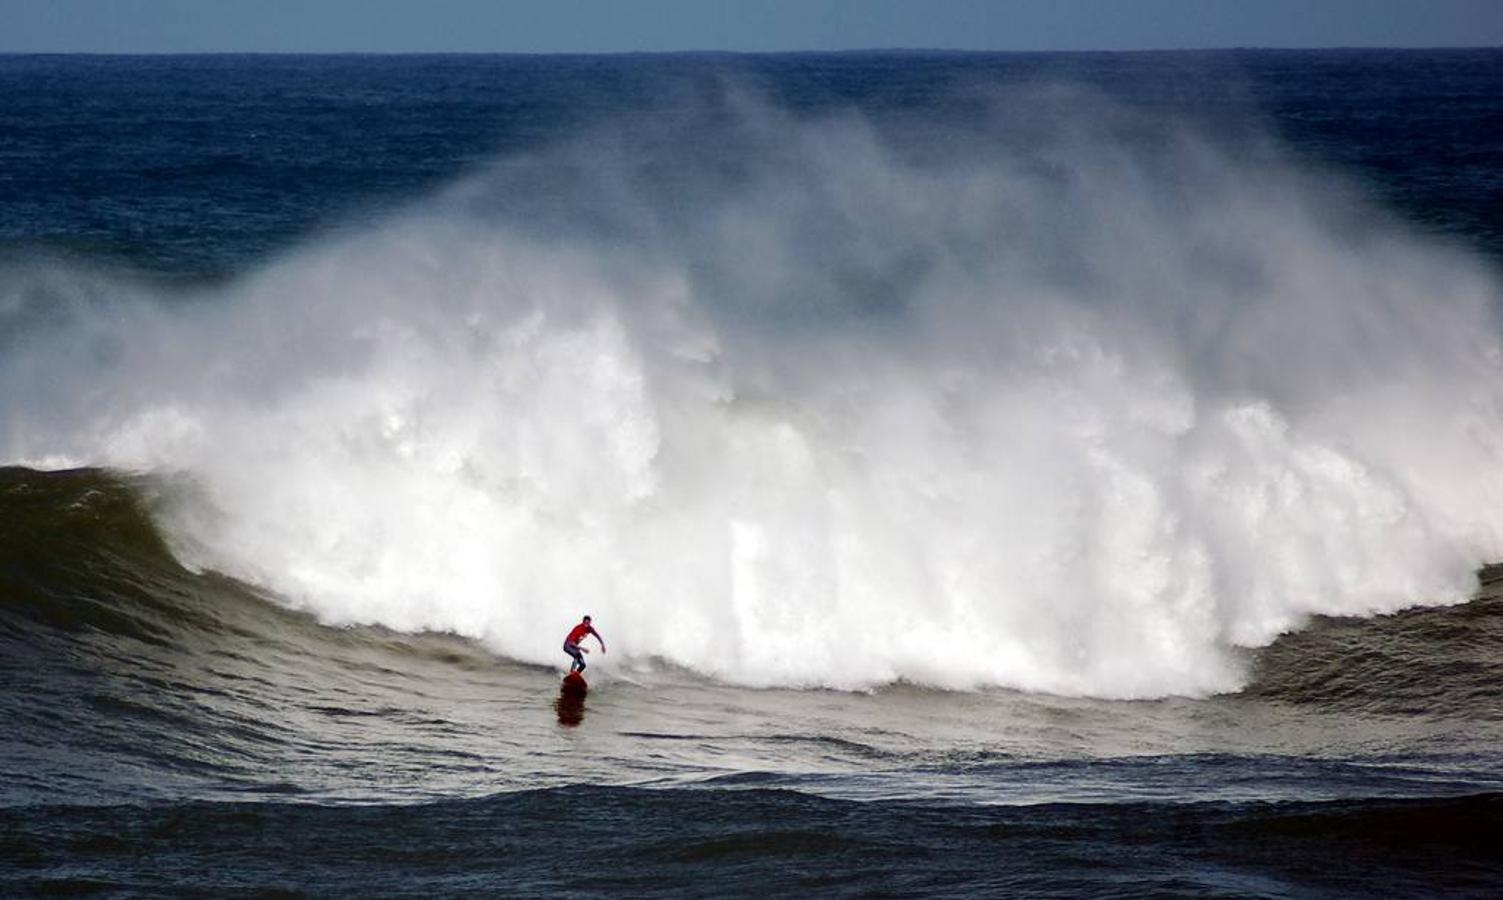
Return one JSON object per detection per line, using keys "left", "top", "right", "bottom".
{"left": 4, "top": 82, "right": 1502, "bottom": 699}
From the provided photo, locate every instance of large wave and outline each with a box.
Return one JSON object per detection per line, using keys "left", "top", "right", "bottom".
{"left": 4, "top": 84, "right": 1502, "bottom": 697}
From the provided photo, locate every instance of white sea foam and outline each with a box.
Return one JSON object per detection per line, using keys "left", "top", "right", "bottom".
{"left": 4, "top": 89, "right": 1502, "bottom": 697}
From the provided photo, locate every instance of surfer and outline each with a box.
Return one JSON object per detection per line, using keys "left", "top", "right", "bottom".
{"left": 563, "top": 615, "right": 606, "bottom": 674}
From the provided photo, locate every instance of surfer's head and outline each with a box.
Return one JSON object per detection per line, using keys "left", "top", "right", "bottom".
{"left": 582, "top": 615, "right": 592, "bottom": 624}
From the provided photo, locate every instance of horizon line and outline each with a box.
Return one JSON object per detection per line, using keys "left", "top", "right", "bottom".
{"left": 2, "top": 45, "right": 1500, "bottom": 57}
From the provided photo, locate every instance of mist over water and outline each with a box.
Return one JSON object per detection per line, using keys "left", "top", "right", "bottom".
{"left": 4, "top": 82, "right": 1502, "bottom": 698}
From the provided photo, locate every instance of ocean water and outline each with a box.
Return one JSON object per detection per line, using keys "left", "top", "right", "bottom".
{"left": 2, "top": 50, "right": 1503, "bottom": 895}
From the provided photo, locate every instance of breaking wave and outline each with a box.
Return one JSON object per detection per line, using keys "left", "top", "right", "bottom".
{"left": 4, "top": 84, "right": 1502, "bottom": 697}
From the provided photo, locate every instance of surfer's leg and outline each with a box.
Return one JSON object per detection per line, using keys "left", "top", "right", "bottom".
{"left": 563, "top": 641, "right": 583, "bottom": 672}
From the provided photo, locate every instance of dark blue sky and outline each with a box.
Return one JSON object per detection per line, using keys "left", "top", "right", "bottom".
{"left": 2, "top": 0, "right": 1501, "bottom": 53}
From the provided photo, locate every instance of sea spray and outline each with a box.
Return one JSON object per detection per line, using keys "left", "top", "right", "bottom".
{"left": 3, "top": 85, "right": 1501, "bottom": 697}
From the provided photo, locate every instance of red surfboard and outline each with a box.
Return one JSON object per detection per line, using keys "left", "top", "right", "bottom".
{"left": 561, "top": 671, "right": 588, "bottom": 697}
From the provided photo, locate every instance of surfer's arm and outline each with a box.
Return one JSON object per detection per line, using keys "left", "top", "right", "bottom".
{"left": 592, "top": 628, "right": 606, "bottom": 653}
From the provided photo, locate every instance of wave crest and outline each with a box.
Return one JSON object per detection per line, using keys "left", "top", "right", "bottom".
{"left": 3, "top": 85, "right": 1502, "bottom": 697}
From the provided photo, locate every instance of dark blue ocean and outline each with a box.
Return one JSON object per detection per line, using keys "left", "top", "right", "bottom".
{"left": 3, "top": 51, "right": 1503, "bottom": 896}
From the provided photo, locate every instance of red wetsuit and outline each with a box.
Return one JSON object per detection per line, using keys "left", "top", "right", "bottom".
{"left": 565, "top": 622, "right": 598, "bottom": 646}
{"left": 563, "top": 621, "right": 603, "bottom": 673}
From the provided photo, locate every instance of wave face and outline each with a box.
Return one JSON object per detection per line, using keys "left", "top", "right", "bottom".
{"left": 4, "top": 76, "right": 1503, "bottom": 698}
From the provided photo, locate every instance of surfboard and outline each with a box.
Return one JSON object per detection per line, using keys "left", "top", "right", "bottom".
{"left": 561, "top": 671, "right": 588, "bottom": 697}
